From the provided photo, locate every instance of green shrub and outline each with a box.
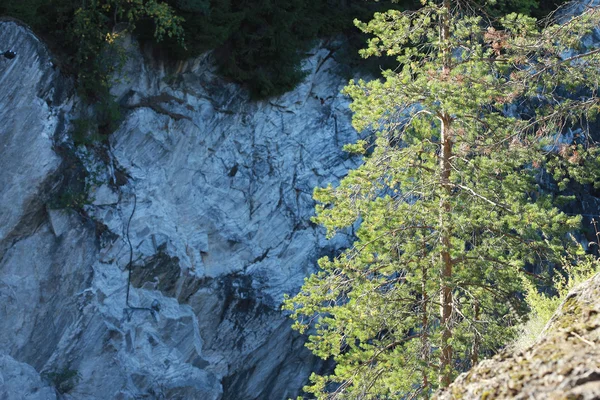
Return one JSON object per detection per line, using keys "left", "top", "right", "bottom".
{"left": 514, "top": 255, "right": 600, "bottom": 351}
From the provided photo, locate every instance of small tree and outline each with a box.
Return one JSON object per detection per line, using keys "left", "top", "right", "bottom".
{"left": 284, "top": 1, "right": 600, "bottom": 398}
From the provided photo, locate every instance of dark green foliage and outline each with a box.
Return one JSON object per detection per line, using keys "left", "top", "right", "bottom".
{"left": 148, "top": 0, "right": 412, "bottom": 97}
{"left": 71, "top": 95, "right": 122, "bottom": 146}
{"left": 1, "top": 0, "right": 563, "bottom": 98}
{"left": 72, "top": 118, "right": 104, "bottom": 147}
{"left": 484, "top": 0, "right": 539, "bottom": 17}
{"left": 213, "top": 0, "right": 318, "bottom": 98}
{"left": 42, "top": 368, "right": 81, "bottom": 394}
{"left": 188, "top": 0, "right": 559, "bottom": 97}
{"left": 1, "top": 0, "right": 77, "bottom": 66}
{"left": 135, "top": 0, "right": 239, "bottom": 58}
{"left": 484, "top": 0, "right": 566, "bottom": 19}
{"left": 1, "top": 0, "right": 183, "bottom": 96}
{"left": 47, "top": 148, "right": 91, "bottom": 210}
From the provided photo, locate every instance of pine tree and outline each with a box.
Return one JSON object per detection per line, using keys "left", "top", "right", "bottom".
{"left": 284, "top": 1, "right": 600, "bottom": 398}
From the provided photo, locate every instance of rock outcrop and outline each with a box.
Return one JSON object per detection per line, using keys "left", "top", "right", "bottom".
{"left": 435, "top": 273, "right": 600, "bottom": 400}
{"left": 0, "top": 20, "right": 359, "bottom": 399}
{"left": 0, "top": 20, "right": 67, "bottom": 250}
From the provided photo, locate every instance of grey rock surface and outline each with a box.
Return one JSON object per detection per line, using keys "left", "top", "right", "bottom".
{"left": 0, "top": 20, "right": 66, "bottom": 247}
{"left": 0, "top": 21, "right": 357, "bottom": 399}
{"left": 0, "top": 355, "right": 56, "bottom": 400}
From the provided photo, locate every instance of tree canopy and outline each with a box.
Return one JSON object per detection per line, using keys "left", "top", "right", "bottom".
{"left": 284, "top": 1, "right": 600, "bottom": 398}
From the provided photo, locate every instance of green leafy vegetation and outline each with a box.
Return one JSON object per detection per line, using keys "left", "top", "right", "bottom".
{"left": 46, "top": 147, "right": 106, "bottom": 211}
{"left": 284, "top": 1, "right": 600, "bottom": 398}
{"left": 143, "top": 0, "right": 559, "bottom": 96}
{"left": 1, "top": 0, "right": 183, "bottom": 147}
{"left": 2, "top": 0, "right": 560, "bottom": 99}
{"left": 140, "top": 0, "right": 418, "bottom": 97}
{"left": 515, "top": 253, "right": 600, "bottom": 351}
{"left": 1, "top": 0, "right": 183, "bottom": 96}
{"left": 42, "top": 367, "right": 81, "bottom": 394}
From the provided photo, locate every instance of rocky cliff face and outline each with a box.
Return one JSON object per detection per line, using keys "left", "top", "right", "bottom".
{"left": 0, "top": 20, "right": 359, "bottom": 399}
{"left": 435, "top": 273, "right": 600, "bottom": 400}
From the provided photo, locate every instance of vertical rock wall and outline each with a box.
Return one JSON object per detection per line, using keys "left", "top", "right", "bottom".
{"left": 0, "top": 21, "right": 359, "bottom": 399}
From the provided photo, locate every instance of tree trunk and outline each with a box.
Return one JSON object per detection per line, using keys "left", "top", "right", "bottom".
{"left": 471, "top": 300, "right": 480, "bottom": 367}
{"left": 439, "top": 113, "right": 453, "bottom": 387}
{"left": 438, "top": 0, "right": 454, "bottom": 387}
